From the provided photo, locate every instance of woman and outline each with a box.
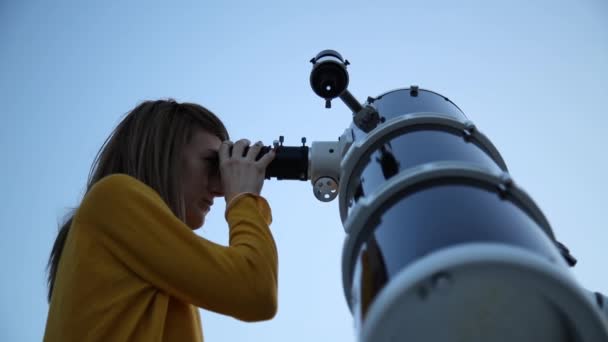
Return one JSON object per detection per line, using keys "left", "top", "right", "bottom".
{"left": 44, "top": 99, "right": 277, "bottom": 341}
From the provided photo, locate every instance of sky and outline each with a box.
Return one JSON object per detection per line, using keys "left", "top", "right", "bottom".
{"left": 1, "top": 0, "right": 607, "bottom": 341}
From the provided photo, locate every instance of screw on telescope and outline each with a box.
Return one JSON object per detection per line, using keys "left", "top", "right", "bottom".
{"left": 410, "top": 85, "right": 419, "bottom": 97}
{"left": 556, "top": 241, "right": 577, "bottom": 267}
{"left": 463, "top": 121, "right": 476, "bottom": 141}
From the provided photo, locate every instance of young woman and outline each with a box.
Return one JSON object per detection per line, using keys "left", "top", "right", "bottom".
{"left": 44, "top": 99, "right": 277, "bottom": 341}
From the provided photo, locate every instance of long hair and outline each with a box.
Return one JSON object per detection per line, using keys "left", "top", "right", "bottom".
{"left": 46, "top": 99, "right": 229, "bottom": 302}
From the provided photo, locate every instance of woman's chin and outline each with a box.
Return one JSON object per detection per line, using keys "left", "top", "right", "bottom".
{"left": 185, "top": 213, "right": 204, "bottom": 230}
{"left": 192, "top": 216, "right": 204, "bottom": 230}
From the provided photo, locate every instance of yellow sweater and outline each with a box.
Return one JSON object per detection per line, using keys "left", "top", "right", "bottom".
{"left": 44, "top": 174, "right": 278, "bottom": 341}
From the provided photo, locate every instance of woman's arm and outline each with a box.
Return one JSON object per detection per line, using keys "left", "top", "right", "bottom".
{"left": 77, "top": 174, "right": 278, "bottom": 321}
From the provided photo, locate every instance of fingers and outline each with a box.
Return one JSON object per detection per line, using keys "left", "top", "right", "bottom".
{"left": 218, "top": 138, "right": 273, "bottom": 202}
{"left": 245, "top": 141, "right": 264, "bottom": 161}
{"left": 218, "top": 140, "right": 232, "bottom": 162}
{"left": 247, "top": 141, "right": 275, "bottom": 167}
{"left": 221, "top": 138, "right": 274, "bottom": 166}
{"left": 257, "top": 146, "right": 275, "bottom": 168}
{"left": 231, "top": 139, "right": 250, "bottom": 158}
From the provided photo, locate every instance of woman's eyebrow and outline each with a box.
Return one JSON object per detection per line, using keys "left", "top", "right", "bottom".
{"left": 201, "top": 149, "right": 219, "bottom": 158}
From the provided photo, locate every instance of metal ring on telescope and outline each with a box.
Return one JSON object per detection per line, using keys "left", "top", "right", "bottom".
{"left": 358, "top": 244, "right": 608, "bottom": 342}
{"left": 341, "top": 162, "right": 558, "bottom": 313}
{"left": 339, "top": 113, "right": 509, "bottom": 224}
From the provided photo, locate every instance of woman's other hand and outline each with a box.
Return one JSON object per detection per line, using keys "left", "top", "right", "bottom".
{"left": 218, "top": 139, "right": 275, "bottom": 203}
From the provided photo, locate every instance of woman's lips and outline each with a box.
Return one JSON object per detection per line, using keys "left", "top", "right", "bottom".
{"left": 200, "top": 200, "right": 213, "bottom": 213}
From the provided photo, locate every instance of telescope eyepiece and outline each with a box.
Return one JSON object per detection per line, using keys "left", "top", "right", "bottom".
{"left": 310, "top": 50, "right": 350, "bottom": 100}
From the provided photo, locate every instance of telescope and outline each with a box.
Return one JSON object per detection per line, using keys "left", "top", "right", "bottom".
{"left": 261, "top": 50, "right": 608, "bottom": 341}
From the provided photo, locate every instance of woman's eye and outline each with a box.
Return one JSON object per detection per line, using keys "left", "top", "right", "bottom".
{"left": 205, "top": 157, "right": 218, "bottom": 165}
{"left": 204, "top": 156, "right": 220, "bottom": 173}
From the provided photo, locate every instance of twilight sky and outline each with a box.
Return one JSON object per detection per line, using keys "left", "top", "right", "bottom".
{"left": 1, "top": 1, "right": 607, "bottom": 341}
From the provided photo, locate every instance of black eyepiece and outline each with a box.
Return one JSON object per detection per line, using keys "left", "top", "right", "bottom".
{"left": 229, "top": 145, "right": 309, "bottom": 181}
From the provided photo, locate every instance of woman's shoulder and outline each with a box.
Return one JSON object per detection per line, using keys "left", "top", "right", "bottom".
{"left": 91, "top": 174, "right": 152, "bottom": 195}
{"left": 95, "top": 173, "right": 142, "bottom": 188}
{"left": 83, "top": 174, "right": 162, "bottom": 210}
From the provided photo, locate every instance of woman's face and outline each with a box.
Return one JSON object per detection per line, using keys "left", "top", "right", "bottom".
{"left": 180, "top": 129, "right": 224, "bottom": 229}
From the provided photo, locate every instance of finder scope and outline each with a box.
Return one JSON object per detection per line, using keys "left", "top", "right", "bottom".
{"left": 310, "top": 49, "right": 350, "bottom": 101}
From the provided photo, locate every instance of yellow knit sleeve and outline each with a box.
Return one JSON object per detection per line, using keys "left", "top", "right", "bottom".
{"left": 225, "top": 192, "right": 273, "bottom": 225}
{"left": 76, "top": 174, "right": 278, "bottom": 322}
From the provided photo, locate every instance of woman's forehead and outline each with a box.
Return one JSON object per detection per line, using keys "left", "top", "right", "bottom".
{"left": 192, "top": 129, "right": 221, "bottom": 143}
{"left": 190, "top": 129, "right": 222, "bottom": 151}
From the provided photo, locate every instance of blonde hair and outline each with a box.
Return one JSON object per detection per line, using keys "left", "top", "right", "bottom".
{"left": 46, "top": 99, "right": 229, "bottom": 302}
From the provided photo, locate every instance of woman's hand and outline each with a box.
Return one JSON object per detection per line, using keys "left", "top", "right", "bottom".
{"left": 218, "top": 139, "right": 275, "bottom": 203}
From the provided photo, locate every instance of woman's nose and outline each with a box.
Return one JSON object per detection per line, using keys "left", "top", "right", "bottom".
{"left": 209, "top": 173, "right": 224, "bottom": 197}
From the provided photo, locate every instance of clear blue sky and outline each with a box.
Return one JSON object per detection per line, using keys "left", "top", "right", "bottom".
{"left": 1, "top": 0, "right": 607, "bottom": 341}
